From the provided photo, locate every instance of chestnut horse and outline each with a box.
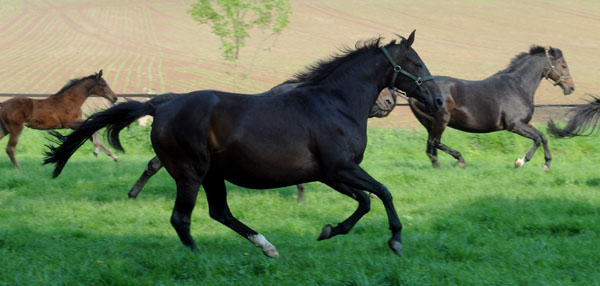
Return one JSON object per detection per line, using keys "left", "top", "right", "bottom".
{"left": 409, "top": 46, "right": 574, "bottom": 171}
{"left": 0, "top": 70, "right": 119, "bottom": 167}
{"left": 46, "top": 32, "right": 444, "bottom": 257}
{"left": 127, "top": 87, "right": 398, "bottom": 201}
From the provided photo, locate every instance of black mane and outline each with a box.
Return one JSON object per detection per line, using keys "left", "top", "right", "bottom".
{"left": 290, "top": 38, "right": 397, "bottom": 85}
{"left": 494, "top": 45, "right": 549, "bottom": 75}
{"left": 53, "top": 74, "right": 97, "bottom": 95}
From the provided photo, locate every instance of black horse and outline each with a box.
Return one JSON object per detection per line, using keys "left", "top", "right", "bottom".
{"left": 45, "top": 31, "right": 444, "bottom": 257}
{"left": 128, "top": 87, "right": 398, "bottom": 201}
{"left": 409, "top": 46, "right": 574, "bottom": 171}
{"left": 547, "top": 95, "right": 600, "bottom": 138}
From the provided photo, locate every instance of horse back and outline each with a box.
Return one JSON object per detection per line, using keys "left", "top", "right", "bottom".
{"left": 0, "top": 97, "right": 34, "bottom": 126}
{"left": 434, "top": 76, "right": 523, "bottom": 132}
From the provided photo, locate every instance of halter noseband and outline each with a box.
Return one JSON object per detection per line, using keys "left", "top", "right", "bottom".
{"left": 543, "top": 47, "right": 571, "bottom": 86}
{"left": 380, "top": 46, "right": 434, "bottom": 94}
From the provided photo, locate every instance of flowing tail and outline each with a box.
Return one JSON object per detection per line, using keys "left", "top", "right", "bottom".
{"left": 547, "top": 95, "right": 600, "bottom": 138}
{"left": 44, "top": 100, "right": 156, "bottom": 177}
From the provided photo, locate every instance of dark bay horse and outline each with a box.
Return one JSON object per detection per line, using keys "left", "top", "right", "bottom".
{"left": 409, "top": 46, "right": 574, "bottom": 171}
{"left": 127, "top": 87, "right": 398, "bottom": 201}
{"left": 0, "top": 70, "right": 119, "bottom": 167}
{"left": 547, "top": 95, "right": 600, "bottom": 138}
{"left": 45, "top": 31, "right": 444, "bottom": 257}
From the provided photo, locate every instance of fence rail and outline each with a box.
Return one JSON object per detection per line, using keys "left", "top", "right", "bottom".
{"left": 0, "top": 93, "right": 584, "bottom": 109}
{"left": 0, "top": 93, "right": 150, "bottom": 98}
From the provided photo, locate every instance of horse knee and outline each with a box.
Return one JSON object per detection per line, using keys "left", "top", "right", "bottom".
{"left": 375, "top": 186, "right": 393, "bottom": 202}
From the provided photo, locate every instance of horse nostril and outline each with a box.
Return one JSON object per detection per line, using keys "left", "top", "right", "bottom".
{"left": 435, "top": 97, "right": 444, "bottom": 107}
{"left": 571, "top": 86, "right": 575, "bottom": 92}
{"left": 385, "top": 99, "right": 393, "bottom": 105}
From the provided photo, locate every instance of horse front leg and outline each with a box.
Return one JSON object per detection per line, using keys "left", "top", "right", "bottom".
{"left": 5, "top": 124, "right": 24, "bottom": 168}
{"left": 129, "top": 156, "right": 163, "bottom": 198}
{"left": 426, "top": 136, "right": 440, "bottom": 168}
{"left": 317, "top": 181, "right": 371, "bottom": 240}
{"left": 324, "top": 164, "right": 403, "bottom": 255}
{"left": 296, "top": 183, "right": 305, "bottom": 202}
{"left": 91, "top": 132, "right": 120, "bottom": 162}
{"left": 509, "top": 123, "right": 550, "bottom": 171}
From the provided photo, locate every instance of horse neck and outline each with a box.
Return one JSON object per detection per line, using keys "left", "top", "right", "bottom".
{"left": 51, "top": 79, "right": 93, "bottom": 106}
{"left": 325, "top": 54, "right": 391, "bottom": 117}
{"left": 506, "top": 55, "right": 547, "bottom": 100}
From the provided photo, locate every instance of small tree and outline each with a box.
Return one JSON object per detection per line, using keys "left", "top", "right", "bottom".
{"left": 188, "top": 0, "right": 291, "bottom": 64}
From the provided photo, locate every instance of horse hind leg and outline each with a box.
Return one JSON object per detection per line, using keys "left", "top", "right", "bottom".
{"left": 202, "top": 170, "right": 279, "bottom": 258}
{"left": 128, "top": 156, "right": 163, "bottom": 198}
{"left": 171, "top": 178, "right": 202, "bottom": 251}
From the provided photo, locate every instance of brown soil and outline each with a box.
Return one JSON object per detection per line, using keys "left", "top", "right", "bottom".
{"left": 0, "top": 0, "right": 598, "bottom": 128}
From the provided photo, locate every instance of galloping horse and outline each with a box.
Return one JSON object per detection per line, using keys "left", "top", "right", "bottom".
{"left": 127, "top": 87, "right": 398, "bottom": 201}
{"left": 547, "top": 95, "right": 600, "bottom": 138}
{"left": 409, "top": 46, "right": 574, "bottom": 170}
{"left": 0, "top": 70, "right": 119, "bottom": 167}
{"left": 45, "top": 31, "right": 444, "bottom": 257}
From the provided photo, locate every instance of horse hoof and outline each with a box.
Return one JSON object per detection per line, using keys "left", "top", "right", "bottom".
{"left": 93, "top": 151, "right": 99, "bottom": 157}
{"left": 457, "top": 162, "right": 466, "bottom": 169}
{"left": 318, "top": 224, "right": 333, "bottom": 241}
{"left": 263, "top": 246, "right": 280, "bottom": 258}
{"left": 515, "top": 158, "right": 524, "bottom": 168}
{"left": 388, "top": 239, "right": 403, "bottom": 256}
{"left": 113, "top": 157, "right": 120, "bottom": 162}
{"left": 369, "top": 193, "right": 379, "bottom": 199}
{"left": 542, "top": 165, "right": 550, "bottom": 172}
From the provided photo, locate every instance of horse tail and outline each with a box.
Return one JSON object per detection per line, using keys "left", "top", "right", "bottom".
{"left": 44, "top": 100, "right": 156, "bottom": 177}
{"left": 547, "top": 95, "right": 600, "bottom": 138}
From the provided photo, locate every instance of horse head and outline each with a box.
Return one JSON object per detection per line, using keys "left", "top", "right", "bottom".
{"left": 544, "top": 47, "right": 575, "bottom": 95}
{"left": 369, "top": 88, "right": 397, "bottom": 118}
{"left": 90, "top": 70, "right": 118, "bottom": 104}
{"left": 383, "top": 30, "right": 444, "bottom": 113}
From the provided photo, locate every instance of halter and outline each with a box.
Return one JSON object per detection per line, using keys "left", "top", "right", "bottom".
{"left": 543, "top": 47, "right": 571, "bottom": 86}
{"left": 380, "top": 45, "right": 434, "bottom": 95}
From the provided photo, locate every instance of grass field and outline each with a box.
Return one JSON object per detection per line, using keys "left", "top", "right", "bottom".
{"left": 1, "top": 1, "right": 600, "bottom": 285}
{"left": 0, "top": 124, "right": 598, "bottom": 285}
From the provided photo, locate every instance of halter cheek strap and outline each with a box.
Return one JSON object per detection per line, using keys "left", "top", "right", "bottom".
{"left": 544, "top": 48, "right": 571, "bottom": 86}
{"left": 380, "top": 46, "right": 434, "bottom": 92}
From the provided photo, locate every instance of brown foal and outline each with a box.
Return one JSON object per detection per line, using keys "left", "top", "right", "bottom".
{"left": 0, "top": 70, "right": 119, "bottom": 167}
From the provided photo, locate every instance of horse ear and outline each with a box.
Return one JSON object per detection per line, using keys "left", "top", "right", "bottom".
{"left": 548, "top": 46, "right": 556, "bottom": 58}
{"left": 97, "top": 69, "right": 103, "bottom": 79}
{"left": 405, "top": 30, "right": 416, "bottom": 49}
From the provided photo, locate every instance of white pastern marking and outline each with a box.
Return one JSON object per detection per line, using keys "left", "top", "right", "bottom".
{"left": 249, "top": 234, "right": 279, "bottom": 257}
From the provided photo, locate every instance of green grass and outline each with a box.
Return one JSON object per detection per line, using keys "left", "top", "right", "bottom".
{"left": 0, "top": 125, "right": 599, "bottom": 286}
